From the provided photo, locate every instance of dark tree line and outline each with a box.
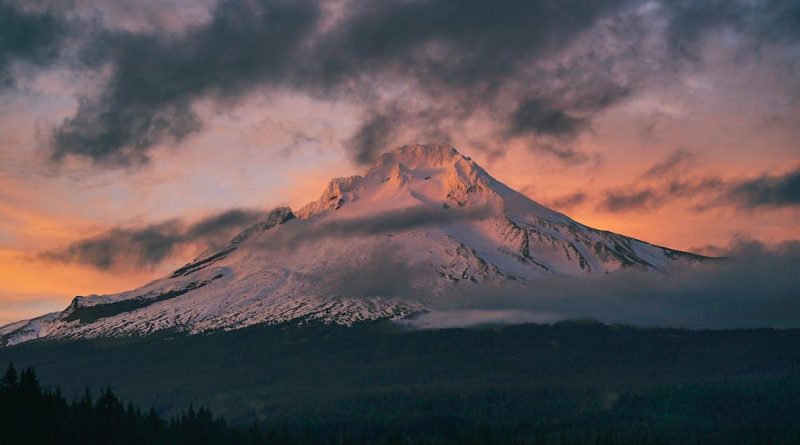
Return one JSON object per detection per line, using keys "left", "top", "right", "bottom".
{"left": 0, "top": 362, "right": 682, "bottom": 445}
{"left": 0, "top": 363, "right": 288, "bottom": 445}
{"left": 4, "top": 318, "right": 800, "bottom": 445}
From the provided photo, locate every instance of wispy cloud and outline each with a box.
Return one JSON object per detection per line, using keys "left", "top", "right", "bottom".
{"left": 640, "top": 148, "right": 695, "bottom": 179}
{"left": 257, "top": 204, "right": 500, "bottom": 250}
{"left": 599, "top": 170, "right": 800, "bottom": 213}
{"left": 547, "top": 191, "right": 588, "bottom": 211}
{"left": 597, "top": 148, "right": 799, "bottom": 213}
{"left": 600, "top": 188, "right": 657, "bottom": 212}
{"left": 726, "top": 167, "right": 800, "bottom": 209}
{"left": 40, "top": 208, "right": 263, "bottom": 271}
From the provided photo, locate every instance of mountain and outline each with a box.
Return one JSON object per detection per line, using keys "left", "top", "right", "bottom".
{"left": 0, "top": 144, "right": 706, "bottom": 346}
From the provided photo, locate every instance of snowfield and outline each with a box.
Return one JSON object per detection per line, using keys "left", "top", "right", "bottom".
{"left": 1, "top": 144, "right": 706, "bottom": 346}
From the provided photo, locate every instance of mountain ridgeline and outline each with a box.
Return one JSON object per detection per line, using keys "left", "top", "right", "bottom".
{"left": 1, "top": 144, "right": 708, "bottom": 345}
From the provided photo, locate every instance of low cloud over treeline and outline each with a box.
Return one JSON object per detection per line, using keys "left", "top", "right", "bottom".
{"left": 38, "top": 203, "right": 800, "bottom": 329}
{"left": 406, "top": 239, "right": 800, "bottom": 329}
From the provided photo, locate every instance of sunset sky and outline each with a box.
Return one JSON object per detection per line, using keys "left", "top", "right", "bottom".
{"left": 0, "top": 0, "right": 798, "bottom": 324}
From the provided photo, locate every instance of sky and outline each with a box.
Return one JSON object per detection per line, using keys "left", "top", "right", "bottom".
{"left": 0, "top": 0, "right": 798, "bottom": 325}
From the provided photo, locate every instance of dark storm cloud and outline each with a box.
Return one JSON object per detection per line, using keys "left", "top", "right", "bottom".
{"left": 0, "top": 0, "right": 793, "bottom": 167}
{"left": 726, "top": 167, "right": 800, "bottom": 208}
{"left": 314, "top": 0, "right": 621, "bottom": 92}
{"left": 344, "top": 103, "right": 463, "bottom": 164}
{"left": 0, "top": 1, "right": 67, "bottom": 88}
{"left": 346, "top": 108, "right": 398, "bottom": 165}
{"left": 50, "top": 0, "right": 322, "bottom": 166}
{"left": 40, "top": 208, "right": 262, "bottom": 270}
{"left": 665, "top": 0, "right": 800, "bottom": 60}
{"left": 320, "top": 0, "right": 629, "bottom": 162}
{"left": 405, "top": 239, "right": 800, "bottom": 329}
{"left": 506, "top": 98, "right": 587, "bottom": 139}
{"left": 45, "top": 0, "right": 627, "bottom": 166}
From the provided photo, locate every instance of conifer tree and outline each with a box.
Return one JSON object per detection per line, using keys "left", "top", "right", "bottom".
{"left": 1, "top": 362, "right": 17, "bottom": 390}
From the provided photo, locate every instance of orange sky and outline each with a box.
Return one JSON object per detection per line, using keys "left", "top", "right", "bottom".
{"left": 1, "top": 96, "right": 797, "bottom": 325}
{"left": 0, "top": 0, "right": 798, "bottom": 325}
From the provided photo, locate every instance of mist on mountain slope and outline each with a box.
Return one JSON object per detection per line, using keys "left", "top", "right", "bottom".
{"left": 251, "top": 201, "right": 800, "bottom": 329}
{"left": 398, "top": 239, "right": 800, "bottom": 329}
{"left": 254, "top": 204, "right": 500, "bottom": 251}
{"left": 5, "top": 145, "right": 797, "bottom": 348}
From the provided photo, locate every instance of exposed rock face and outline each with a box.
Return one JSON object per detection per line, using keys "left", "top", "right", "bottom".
{"left": 296, "top": 176, "right": 364, "bottom": 218}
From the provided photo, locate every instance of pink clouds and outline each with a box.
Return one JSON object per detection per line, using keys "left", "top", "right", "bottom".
{"left": 0, "top": 0, "right": 798, "bottom": 323}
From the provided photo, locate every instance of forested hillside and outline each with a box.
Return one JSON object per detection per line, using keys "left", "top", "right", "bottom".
{"left": 2, "top": 322, "right": 800, "bottom": 444}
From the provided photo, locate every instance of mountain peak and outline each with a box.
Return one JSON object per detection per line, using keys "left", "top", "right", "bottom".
{"left": 1, "top": 143, "right": 709, "bottom": 346}
{"left": 373, "top": 143, "right": 468, "bottom": 170}
{"left": 374, "top": 143, "right": 494, "bottom": 200}
{"left": 297, "top": 143, "right": 491, "bottom": 219}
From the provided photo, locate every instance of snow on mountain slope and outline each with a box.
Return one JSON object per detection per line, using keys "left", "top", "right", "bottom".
{"left": 0, "top": 144, "right": 706, "bottom": 346}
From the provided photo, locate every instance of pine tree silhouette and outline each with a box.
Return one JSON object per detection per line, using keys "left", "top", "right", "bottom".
{"left": 1, "top": 362, "right": 17, "bottom": 389}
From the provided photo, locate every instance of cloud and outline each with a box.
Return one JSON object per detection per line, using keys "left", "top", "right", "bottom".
{"left": 547, "top": 191, "right": 588, "bottom": 210}
{"left": 50, "top": 0, "right": 322, "bottom": 166}
{"left": 598, "top": 166, "right": 800, "bottom": 213}
{"left": 39, "top": 205, "right": 495, "bottom": 272}
{"left": 0, "top": 0, "right": 794, "bottom": 168}
{"left": 183, "top": 208, "right": 263, "bottom": 240}
{"left": 506, "top": 98, "right": 588, "bottom": 139}
{"left": 726, "top": 167, "right": 800, "bottom": 208}
{"left": 600, "top": 149, "right": 707, "bottom": 212}
{"left": 40, "top": 208, "right": 263, "bottom": 270}
{"left": 259, "top": 204, "right": 499, "bottom": 250}
{"left": 346, "top": 107, "right": 398, "bottom": 165}
{"left": 404, "top": 238, "right": 800, "bottom": 329}
{"left": 43, "top": 0, "right": 630, "bottom": 166}
{"left": 0, "top": 0, "right": 68, "bottom": 88}
{"left": 641, "top": 149, "right": 695, "bottom": 179}
{"left": 322, "top": 242, "right": 417, "bottom": 298}
{"left": 598, "top": 176, "right": 729, "bottom": 212}
{"left": 664, "top": 0, "right": 800, "bottom": 60}
{"left": 315, "top": 0, "right": 622, "bottom": 92}
{"left": 600, "top": 188, "right": 657, "bottom": 212}
{"left": 599, "top": 150, "right": 698, "bottom": 211}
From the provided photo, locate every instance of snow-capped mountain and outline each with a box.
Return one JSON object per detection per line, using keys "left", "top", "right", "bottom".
{"left": 1, "top": 144, "right": 706, "bottom": 346}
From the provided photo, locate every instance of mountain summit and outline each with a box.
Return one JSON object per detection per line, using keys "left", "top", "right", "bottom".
{"left": 1, "top": 144, "right": 705, "bottom": 345}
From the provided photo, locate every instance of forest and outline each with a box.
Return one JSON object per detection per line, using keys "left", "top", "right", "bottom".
{"left": 1, "top": 321, "right": 800, "bottom": 444}
{"left": 0, "top": 362, "right": 672, "bottom": 445}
